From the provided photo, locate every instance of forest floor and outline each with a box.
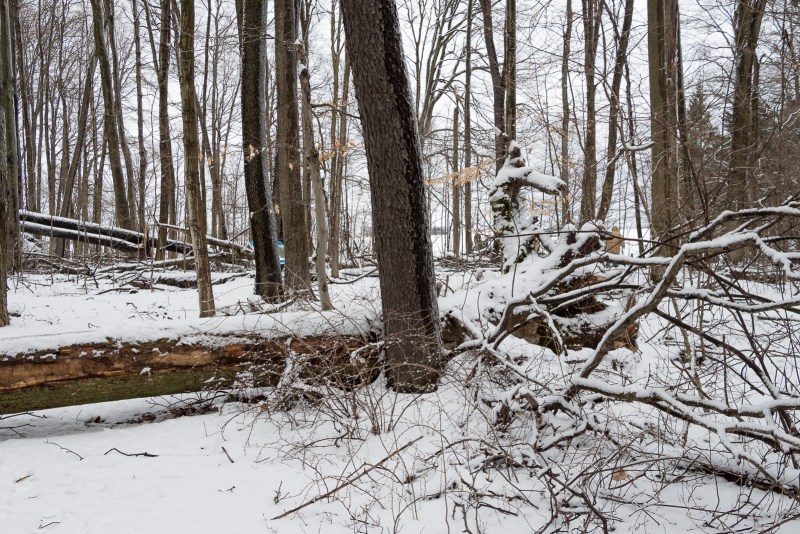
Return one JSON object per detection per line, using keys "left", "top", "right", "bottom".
{"left": 1, "top": 267, "right": 798, "bottom": 533}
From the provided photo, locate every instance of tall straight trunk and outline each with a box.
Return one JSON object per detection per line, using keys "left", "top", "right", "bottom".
{"left": 0, "top": 0, "right": 14, "bottom": 324}
{"left": 452, "top": 96, "right": 460, "bottom": 261}
{"left": 648, "top": 0, "right": 680, "bottom": 252}
{"left": 133, "top": 0, "right": 147, "bottom": 240}
{"left": 340, "top": 0, "right": 443, "bottom": 393}
{"left": 241, "top": 0, "right": 283, "bottom": 301}
{"left": 560, "top": 0, "right": 573, "bottom": 225}
{"left": 12, "top": 0, "right": 35, "bottom": 213}
{"left": 503, "top": 0, "right": 516, "bottom": 140}
{"left": 596, "top": 0, "right": 634, "bottom": 222}
{"left": 55, "top": 58, "right": 97, "bottom": 258}
{"left": 105, "top": 0, "right": 138, "bottom": 230}
{"left": 178, "top": 0, "right": 215, "bottom": 317}
{"left": 727, "top": 0, "right": 767, "bottom": 212}
{"left": 464, "top": 0, "right": 473, "bottom": 254}
{"left": 329, "top": 51, "right": 349, "bottom": 277}
{"left": 300, "top": 63, "right": 333, "bottom": 310}
{"left": 478, "top": 0, "right": 507, "bottom": 172}
{"left": 579, "top": 0, "right": 601, "bottom": 223}
{"left": 89, "top": 0, "right": 132, "bottom": 230}
{"left": 146, "top": 0, "right": 177, "bottom": 260}
{"left": 275, "top": 0, "right": 311, "bottom": 291}
{"left": 0, "top": 0, "right": 18, "bottom": 274}
{"left": 328, "top": 2, "right": 341, "bottom": 276}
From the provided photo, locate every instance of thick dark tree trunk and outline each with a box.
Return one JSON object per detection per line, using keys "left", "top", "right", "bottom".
{"left": 0, "top": 0, "right": 18, "bottom": 278}
{"left": 340, "top": 0, "right": 443, "bottom": 393}
{"left": 242, "top": 0, "right": 283, "bottom": 301}
{"left": 648, "top": 0, "right": 680, "bottom": 253}
{"left": 275, "top": 0, "right": 311, "bottom": 292}
{"left": 0, "top": 0, "right": 14, "bottom": 326}
{"left": 727, "top": 0, "right": 767, "bottom": 213}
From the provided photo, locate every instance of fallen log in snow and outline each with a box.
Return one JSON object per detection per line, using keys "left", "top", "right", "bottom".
{"left": 19, "top": 211, "right": 252, "bottom": 258}
{"left": 0, "top": 335, "right": 378, "bottom": 414}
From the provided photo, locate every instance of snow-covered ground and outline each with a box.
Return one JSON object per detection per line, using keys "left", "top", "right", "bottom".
{"left": 2, "top": 269, "right": 800, "bottom": 533}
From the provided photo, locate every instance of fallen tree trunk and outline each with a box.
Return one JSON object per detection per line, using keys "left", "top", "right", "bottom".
{"left": 19, "top": 211, "right": 252, "bottom": 258}
{"left": 21, "top": 221, "right": 142, "bottom": 253}
{"left": 0, "top": 335, "right": 377, "bottom": 414}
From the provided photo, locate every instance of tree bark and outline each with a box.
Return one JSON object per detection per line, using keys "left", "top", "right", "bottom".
{"left": 133, "top": 0, "right": 148, "bottom": 243}
{"left": 464, "top": 0, "right": 473, "bottom": 254}
{"left": 579, "top": 0, "right": 601, "bottom": 223}
{"left": 340, "top": 0, "right": 443, "bottom": 393}
{"left": 452, "top": 95, "right": 461, "bottom": 261}
{"left": 178, "top": 0, "right": 215, "bottom": 317}
{"left": 300, "top": 63, "right": 333, "bottom": 310}
{"left": 0, "top": 0, "right": 18, "bottom": 277}
{"left": 648, "top": 0, "right": 680, "bottom": 253}
{"left": 0, "top": 0, "right": 13, "bottom": 326}
{"left": 560, "top": 0, "right": 573, "bottom": 225}
{"left": 241, "top": 0, "right": 283, "bottom": 301}
{"left": 478, "top": 0, "right": 507, "bottom": 172}
{"left": 727, "top": 0, "right": 767, "bottom": 213}
{"left": 275, "top": 0, "right": 311, "bottom": 292}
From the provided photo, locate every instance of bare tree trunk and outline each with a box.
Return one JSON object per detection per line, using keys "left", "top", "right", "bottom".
{"left": 648, "top": 0, "right": 680, "bottom": 253}
{"left": 133, "top": 0, "right": 147, "bottom": 243}
{"left": 0, "top": 0, "right": 18, "bottom": 275}
{"left": 300, "top": 62, "right": 333, "bottom": 310}
{"left": 464, "top": 0, "right": 473, "bottom": 254}
{"left": 241, "top": 0, "right": 283, "bottom": 301}
{"left": 596, "top": 0, "right": 634, "bottom": 222}
{"left": 329, "top": 50, "right": 349, "bottom": 277}
{"left": 452, "top": 94, "right": 460, "bottom": 261}
{"left": 579, "top": 0, "right": 601, "bottom": 223}
{"left": 0, "top": 0, "right": 14, "bottom": 326}
{"left": 89, "top": 0, "right": 132, "bottom": 230}
{"left": 178, "top": 0, "right": 215, "bottom": 317}
{"left": 503, "top": 0, "right": 516, "bottom": 140}
{"left": 727, "top": 0, "right": 767, "bottom": 213}
{"left": 55, "top": 58, "right": 97, "bottom": 258}
{"left": 105, "top": 0, "right": 138, "bottom": 230}
{"left": 144, "top": 0, "right": 177, "bottom": 261}
{"left": 275, "top": 0, "right": 311, "bottom": 292}
{"left": 340, "top": 0, "right": 443, "bottom": 393}
{"left": 560, "top": 0, "right": 573, "bottom": 225}
{"left": 478, "top": 0, "right": 507, "bottom": 172}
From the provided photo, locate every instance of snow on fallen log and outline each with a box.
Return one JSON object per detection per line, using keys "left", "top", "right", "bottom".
{"left": 20, "top": 221, "right": 142, "bottom": 253}
{"left": 18, "top": 211, "right": 253, "bottom": 258}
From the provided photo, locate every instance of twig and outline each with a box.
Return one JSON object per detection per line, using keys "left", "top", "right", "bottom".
{"left": 271, "top": 436, "right": 422, "bottom": 520}
{"left": 222, "top": 446, "right": 235, "bottom": 464}
{"left": 47, "top": 441, "right": 83, "bottom": 461}
{"left": 104, "top": 447, "right": 158, "bottom": 458}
